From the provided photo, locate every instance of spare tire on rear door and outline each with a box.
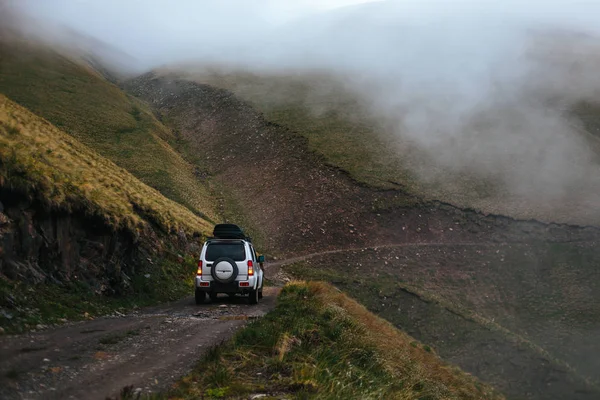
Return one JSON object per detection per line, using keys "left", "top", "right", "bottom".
{"left": 211, "top": 257, "right": 239, "bottom": 284}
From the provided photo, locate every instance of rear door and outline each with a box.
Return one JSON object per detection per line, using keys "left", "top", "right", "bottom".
{"left": 203, "top": 241, "right": 247, "bottom": 280}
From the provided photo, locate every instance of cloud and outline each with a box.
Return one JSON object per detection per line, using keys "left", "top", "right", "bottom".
{"left": 12, "top": 0, "right": 600, "bottom": 221}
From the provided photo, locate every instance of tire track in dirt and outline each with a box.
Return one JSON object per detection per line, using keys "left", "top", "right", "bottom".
{"left": 269, "top": 241, "right": 499, "bottom": 267}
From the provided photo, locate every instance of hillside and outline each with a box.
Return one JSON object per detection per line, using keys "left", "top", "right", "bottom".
{"left": 0, "top": 93, "right": 212, "bottom": 332}
{"left": 0, "top": 37, "right": 218, "bottom": 223}
{"left": 0, "top": 94, "right": 211, "bottom": 235}
{"left": 284, "top": 243, "right": 600, "bottom": 400}
{"left": 1, "top": 17, "right": 600, "bottom": 399}
{"left": 166, "top": 281, "right": 503, "bottom": 400}
{"left": 125, "top": 73, "right": 600, "bottom": 400}
{"left": 172, "top": 68, "right": 600, "bottom": 227}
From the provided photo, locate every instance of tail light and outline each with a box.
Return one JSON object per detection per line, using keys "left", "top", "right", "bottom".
{"left": 247, "top": 260, "right": 254, "bottom": 276}
{"left": 196, "top": 260, "right": 203, "bottom": 276}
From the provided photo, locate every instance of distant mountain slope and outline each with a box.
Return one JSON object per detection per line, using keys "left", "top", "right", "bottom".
{"left": 0, "top": 37, "right": 218, "bottom": 223}
{"left": 175, "top": 69, "right": 600, "bottom": 226}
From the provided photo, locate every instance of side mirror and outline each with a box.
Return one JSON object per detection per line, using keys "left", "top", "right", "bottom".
{"left": 258, "top": 255, "right": 265, "bottom": 263}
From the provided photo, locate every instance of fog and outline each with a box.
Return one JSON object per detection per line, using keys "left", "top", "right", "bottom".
{"left": 10, "top": 0, "right": 600, "bottom": 220}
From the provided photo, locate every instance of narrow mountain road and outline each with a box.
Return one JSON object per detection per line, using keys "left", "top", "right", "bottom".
{"left": 267, "top": 241, "right": 517, "bottom": 281}
{"left": 270, "top": 241, "right": 497, "bottom": 266}
{"left": 0, "top": 288, "right": 280, "bottom": 400}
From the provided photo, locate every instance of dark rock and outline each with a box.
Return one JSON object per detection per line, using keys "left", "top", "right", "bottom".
{"left": 0, "top": 189, "right": 192, "bottom": 294}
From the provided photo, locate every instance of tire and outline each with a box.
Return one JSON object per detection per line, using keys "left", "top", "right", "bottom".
{"left": 210, "top": 257, "right": 239, "bottom": 284}
{"left": 195, "top": 289, "right": 207, "bottom": 305}
{"left": 258, "top": 288, "right": 263, "bottom": 299}
{"left": 249, "top": 288, "right": 259, "bottom": 305}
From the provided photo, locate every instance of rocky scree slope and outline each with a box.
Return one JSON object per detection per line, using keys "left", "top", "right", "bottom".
{"left": 126, "top": 73, "right": 600, "bottom": 257}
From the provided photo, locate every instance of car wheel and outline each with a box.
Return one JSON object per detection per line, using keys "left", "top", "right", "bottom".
{"left": 249, "top": 288, "right": 259, "bottom": 305}
{"left": 195, "top": 289, "right": 207, "bottom": 305}
{"left": 258, "top": 288, "right": 263, "bottom": 299}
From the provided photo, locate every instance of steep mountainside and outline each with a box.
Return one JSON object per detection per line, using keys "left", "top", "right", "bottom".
{"left": 0, "top": 37, "right": 218, "bottom": 223}
{"left": 176, "top": 69, "right": 600, "bottom": 227}
{"left": 126, "top": 73, "right": 599, "bottom": 256}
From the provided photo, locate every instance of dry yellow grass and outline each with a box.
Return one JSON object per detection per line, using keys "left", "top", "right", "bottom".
{"left": 0, "top": 93, "right": 212, "bottom": 237}
{"left": 308, "top": 281, "right": 503, "bottom": 399}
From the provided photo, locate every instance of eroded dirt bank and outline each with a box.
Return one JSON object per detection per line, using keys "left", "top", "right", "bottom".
{"left": 0, "top": 188, "right": 198, "bottom": 296}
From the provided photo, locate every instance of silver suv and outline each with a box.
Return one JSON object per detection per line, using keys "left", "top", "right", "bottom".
{"left": 195, "top": 225, "right": 264, "bottom": 305}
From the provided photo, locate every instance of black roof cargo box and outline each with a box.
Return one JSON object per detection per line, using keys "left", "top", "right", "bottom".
{"left": 212, "top": 224, "right": 247, "bottom": 240}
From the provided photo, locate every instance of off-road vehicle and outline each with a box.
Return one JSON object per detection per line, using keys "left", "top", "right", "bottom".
{"left": 195, "top": 224, "right": 264, "bottom": 305}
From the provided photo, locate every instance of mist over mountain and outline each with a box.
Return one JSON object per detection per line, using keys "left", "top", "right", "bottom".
{"left": 10, "top": 0, "right": 600, "bottom": 219}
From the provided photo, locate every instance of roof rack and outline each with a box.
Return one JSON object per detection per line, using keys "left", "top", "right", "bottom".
{"left": 206, "top": 236, "right": 252, "bottom": 242}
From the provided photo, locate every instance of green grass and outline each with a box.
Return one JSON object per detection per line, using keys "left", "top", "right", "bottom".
{"left": 0, "top": 93, "right": 212, "bottom": 235}
{"left": 164, "top": 282, "right": 502, "bottom": 400}
{"left": 0, "top": 38, "right": 218, "bottom": 222}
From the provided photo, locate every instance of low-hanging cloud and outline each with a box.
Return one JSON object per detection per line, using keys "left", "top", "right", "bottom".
{"left": 11, "top": 0, "right": 600, "bottom": 223}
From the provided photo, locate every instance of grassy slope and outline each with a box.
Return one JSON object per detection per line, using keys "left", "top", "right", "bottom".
{"left": 0, "top": 38, "right": 218, "bottom": 223}
{"left": 0, "top": 93, "right": 212, "bottom": 235}
{"left": 284, "top": 245, "right": 600, "bottom": 399}
{"left": 166, "top": 282, "right": 502, "bottom": 400}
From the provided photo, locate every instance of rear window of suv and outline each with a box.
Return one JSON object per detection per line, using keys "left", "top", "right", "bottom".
{"left": 205, "top": 242, "right": 246, "bottom": 261}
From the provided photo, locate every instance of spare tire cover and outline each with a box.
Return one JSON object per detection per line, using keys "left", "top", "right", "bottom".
{"left": 211, "top": 257, "right": 239, "bottom": 284}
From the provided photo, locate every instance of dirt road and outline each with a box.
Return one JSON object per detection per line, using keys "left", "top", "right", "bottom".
{"left": 0, "top": 288, "right": 280, "bottom": 400}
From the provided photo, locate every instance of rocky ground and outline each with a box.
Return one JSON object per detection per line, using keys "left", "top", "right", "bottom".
{"left": 0, "top": 287, "right": 279, "bottom": 400}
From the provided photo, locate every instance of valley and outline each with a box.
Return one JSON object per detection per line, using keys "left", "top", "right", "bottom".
{"left": 1, "top": 15, "right": 600, "bottom": 399}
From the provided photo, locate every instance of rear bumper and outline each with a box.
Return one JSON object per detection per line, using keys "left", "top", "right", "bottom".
{"left": 195, "top": 276, "right": 257, "bottom": 294}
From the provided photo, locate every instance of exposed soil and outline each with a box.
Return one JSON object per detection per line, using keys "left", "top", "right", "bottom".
{"left": 0, "top": 191, "right": 158, "bottom": 292}
{"left": 0, "top": 288, "right": 279, "bottom": 400}
{"left": 125, "top": 74, "right": 600, "bottom": 257}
